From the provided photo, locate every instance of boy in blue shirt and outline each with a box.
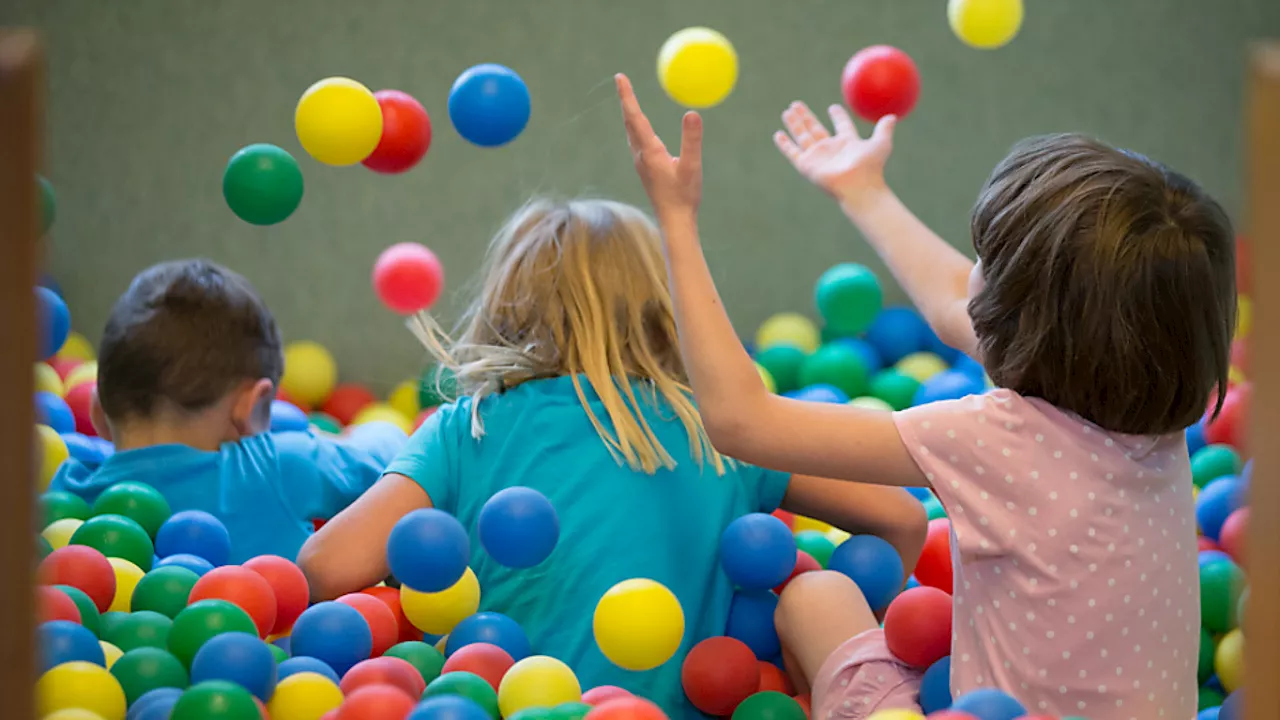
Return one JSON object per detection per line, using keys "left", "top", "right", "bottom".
{"left": 50, "top": 259, "right": 404, "bottom": 563}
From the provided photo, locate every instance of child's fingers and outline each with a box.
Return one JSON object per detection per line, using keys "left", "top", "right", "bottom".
{"left": 782, "top": 103, "right": 822, "bottom": 149}
{"left": 680, "top": 112, "right": 703, "bottom": 169}
{"left": 774, "top": 131, "right": 802, "bottom": 163}
{"left": 828, "top": 104, "right": 859, "bottom": 138}
{"left": 797, "top": 103, "right": 831, "bottom": 143}
{"left": 615, "top": 74, "right": 665, "bottom": 154}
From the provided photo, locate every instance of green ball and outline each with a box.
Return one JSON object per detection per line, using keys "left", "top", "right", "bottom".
{"left": 1198, "top": 685, "right": 1225, "bottom": 711}
{"left": 70, "top": 513, "right": 154, "bottom": 571}
{"left": 425, "top": 670, "right": 500, "bottom": 720}
{"left": 132, "top": 566, "right": 199, "bottom": 619}
{"left": 921, "top": 496, "right": 947, "bottom": 521}
{"left": 172, "top": 680, "right": 258, "bottom": 720}
{"left": 99, "top": 611, "right": 130, "bottom": 639}
{"left": 869, "top": 369, "right": 921, "bottom": 411}
{"left": 1191, "top": 444, "right": 1242, "bottom": 489}
{"left": 223, "top": 144, "right": 304, "bottom": 226}
{"left": 731, "top": 691, "right": 806, "bottom": 720}
{"left": 308, "top": 412, "right": 343, "bottom": 434}
{"left": 794, "top": 530, "right": 835, "bottom": 569}
{"left": 1197, "top": 627, "right": 1215, "bottom": 682}
{"left": 510, "top": 709, "right": 557, "bottom": 720}
{"left": 386, "top": 641, "right": 446, "bottom": 687}
{"left": 104, "top": 610, "right": 172, "bottom": 652}
{"left": 41, "top": 491, "right": 93, "bottom": 526}
{"left": 268, "top": 643, "right": 289, "bottom": 664}
{"left": 38, "top": 534, "right": 54, "bottom": 561}
{"left": 110, "top": 646, "right": 189, "bottom": 705}
{"left": 547, "top": 702, "right": 592, "bottom": 720}
{"left": 754, "top": 345, "right": 807, "bottom": 394}
{"left": 38, "top": 175, "right": 56, "bottom": 234}
{"left": 814, "top": 263, "right": 882, "bottom": 336}
{"left": 54, "top": 585, "right": 101, "bottom": 637}
{"left": 797, "top": 344, "right": 869, "bottom": 398}
{"left": 169, "top": 599, "right": 258, "bottom": 668}
{"left": 1200, "top": 557, "right": 1245, "bottom": 633}
{"left": 91, "top": 482, "right": 172, "bottom": 538}
{"left": 419, "top": 365, "right": 458, "bottom": 409}
{"left": 1238, "top": 585, "right": 1249, "bottom": 630}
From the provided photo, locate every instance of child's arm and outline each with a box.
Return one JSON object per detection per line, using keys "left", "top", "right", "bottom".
{"left": 616, "top": 74, "right": 926, "bottom": 487}
{"left": 782, "top": 475, "right": 927, "bottom": 574}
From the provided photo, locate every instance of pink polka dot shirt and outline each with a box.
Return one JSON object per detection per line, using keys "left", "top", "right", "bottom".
{"left": 894, "top": 389, "right": 1199, "bottom": 720}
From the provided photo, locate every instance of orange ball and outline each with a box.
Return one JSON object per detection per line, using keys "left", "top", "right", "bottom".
{"left": 190, "top": 566, "right": 278, "bottom": 638}
{"left": 336, "top": 684, "right": 416, "bottom": 720}
{"left": 360, "top": 586, "right": 420, "bottom": 644}
{"left": 585, "top": 696, "right": 669, "bottom": 720}
{"left": 336, "top": 592, "right": 399, "bottom": 657}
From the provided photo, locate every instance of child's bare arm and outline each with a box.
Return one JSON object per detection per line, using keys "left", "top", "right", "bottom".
{"left": 782, "top": 475, "right": 927, "bottom": 575}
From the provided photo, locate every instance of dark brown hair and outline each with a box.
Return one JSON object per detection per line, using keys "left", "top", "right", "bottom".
{"left": 98, "top": 259, "right": 283, "bottom": 422}
{"left": 968, "top": 134, "right": 1236, "bottom": 435}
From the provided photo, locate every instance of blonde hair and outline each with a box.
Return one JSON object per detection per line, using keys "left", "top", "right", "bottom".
{"left": 411, "top": 197, "right": 725, "bottom": 475}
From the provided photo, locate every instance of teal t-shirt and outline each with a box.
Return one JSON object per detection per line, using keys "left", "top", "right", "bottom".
{"left": 385, "top": 376, "right": 791, "bottom": 720}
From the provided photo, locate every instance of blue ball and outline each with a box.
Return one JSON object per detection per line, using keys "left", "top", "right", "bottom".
{"left": 62, "top": 432, "right": 108, "bottom": 464}
{"left": 409, "top": 695, "right": 494, "bottom": 720}
{"left": 278, "top": 656, "right": 340, "bottom": 684}
{"left": 826, "top": 535, "right": 903, "bottom": 612}
{"left": 1198, "top": 709, "right": 1221, "bottom": 720}
{"left": 719, "top": 513, "right": 796, "bottom": 590}
{"left": 831, "top": 338, "right": 883, "bottom": 374}
{"left": 726, "top": 590, "right": 780, "bottom": 659}
{"left": 387, "top": 508, "right": 470, "bottom": 592}
{"left": 864, "top": 307, "right": 930, "bottom": 365}
{"left": 290, "top": 601, "right": 372, "bottom": 676}
{"left": 1199, "top": 550, "right": 1234, "bottom": 569}
{"left": 478, "top": 487, "right": 559, "bottom": 569}
{"left": 1242, "top": 459, "right": 1253, "bottom": 484}
{"left": 36, "top": 391, "right": 76, "bottom": 434}
{"left": 914, "top": 370, "right": 985, "bottom": 406}
{"left": 154, "top": 553, "right": 215, "bottom": 577}
{"left": 907, "top": 486, "right": 933, "bottom": 501}
{"left": 952, "top": 354, "right": 987, "bottom": 383}
{"left": 1186, "top": 420, "right": 1208, "bottom": 456}
{"left": 922, "top": 326, "right": 962, "bottom": 365}
{"left": 270, "top": 400, "right": 310, "bottom": 433}
{"left": 1196, "top": 476, "right": 1247, "bottom": 541}
{"left": 37, "top": 286, "right": 71, "bottom": 361}
{"left": 446, "top": 611, "right": 531, "bottom": 661}
{"left": 447, "top": 64, "right": 531, "bottom": 148}
{"left": 272, "top": 635, "right": 291, "bottom": 656}
{"left": 156, "top": 511, "right": 231, "bottom": 567}
{"left": 191, "top": 631, "right": 278, "bottom": 701}
{"left": 39, "top": 620, "right": 104, "bottom": 672}
{"left": 39, "top": 274, "right": 63, "bottom": 298}
{"left": 785, "top": 384, "right": 849, "bottom": 404}
{"left": 1220, "top": 690, "right": 1242, "bottom": 720}
{"left": 905, "top": 575, "right": 920, "bottom": 590}
{"left": 127, "top": 688, "right": 183, "bottom": 720}
{"left": 950, "top": 687, "right": 1027, "bottom": 720}
{"left": 918, "top": 655, "right": 952, "bottom": 713}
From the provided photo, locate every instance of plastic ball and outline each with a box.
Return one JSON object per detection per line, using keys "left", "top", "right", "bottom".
{"left": 755, "top": 364, "right": 777, "bottom": 394}
{"left": 425, "top": 671, "right": 500, "bottom": 720}
{"left": 1218, "top": 508, "right": 1248, "bottom": 565}
{"left": 497, "top": 656, "right": 581, "bottom": 718}
{"left": 41, "top": 619, "right": 105, "bottom": 671}
{"left": 756, "top": 314, "right": 820, "bottom": 354}
{"left": 1200, "top": 556, "right": 1246, "bottom": 632}
{"left": 269, "top": 671, "right": 344, "bottom": 720}
{"left": 1196, "top": 476, "right": 1247, "bottom": 541}
{"left": 409, "top": 696, "right": 494, "bottom": 720}
{"left": 282, "top": 341, "right": 338, "bottom": 409}
{"left": 63, "top": 380, "right": 98, "bottom": 435}
{"left": 915, "top": 518, "right": 954, "bottom": 593}
{"left": 56, "top": 585, "right": 101, "bottom": 634}
{"left": 169, "top": 599, "right": 258, "bottom": 668}
{"left": 389, "top": 380, "right": 421, "bottom": 420}
{"left": 373, "top": 243, "right": 446, "bottom": 315}
{"left": 591, "top": 578, "right": 684, "bottom": 671}
{"left": 272, "top": 400, "right": 311, "bottom": 433}
{"left": 342, "top": 656, "right": 427, "bottom": 698}
{"left": 442, "top": 643, "right": 514, "bottom": 692}
{"left": 336, "top": 684, "right": 416, "bottom": 720}
{"left": 1215, "top": 628, "right": 1244, "bottom": 693}
{"left": 310, "top": 412, "right": 344, "bottom": 434}
{"left": 756, "top": 662, "right": 794, "bottom": 696}
{"left": 792, "top": 530, "right": 835, "bottom": 569}
{"left": 39, "top": 286, "right": 72, "bottom": 361}
{"left": 826, "top": 535, "right": 904, "bottom": 612}
{"left": 914, "top": 370, "right": 984, "bottom": 405}
{"left": 189, "top": 631, "right": 277, "bottom": 700}
{"left": 295, "top": 77, "right": 383, "bottom": 166}
{"left": 109, "top": 647, "right": 189, "bottom": 705}
{"left": 57, "top": 330, "right": 95, "bottom": 362}
{"left": 128, "top": 687, "right": 184, "bottom": 720}
{"left": 918, "top": 656, "right": 952, "bottom": 713}
{"left": 864, "top": 308, "right": 930, "bottom": 364}
{"left": 39, "top": 424, "right": 71, "bottom": 490}
{"left": 863, "top": 712, "right": 923, "bottom": 720}
{"left": 190, "top": 566, "right": 278, "bottom": 638}
{"left": 279, "top": 657, "right": 338, "bottom": 686}
{"left": 883, "top": 587, "right": 952, "bottom": 667}
{"left": 478, "top": 487, "right": 560, "bottom": 569}
{"left": 656, "top": 27, "right": 738, "bottom": 109}
{"left": 99, "top": 640, "right": 123, "bottom": 668}
{"left": 155, "top": 511, "right": 231, "bottom": 567}
{"left": 37, "top": 661, "right": 127, "bottom": 720}
{"left": 102, "top": 558, "right": 144, "bottom": 612}
{"left": 336, "top": 592, "right": 399, "bottom": 657}
{"left": 584, "top": 697, "right": 667, "bottom": 720}
{"left": 322, "top": 384, "right": 377, "bottom": 425}
{"left": 681, "top": 637, "right": 759, "bottom": 716}
{"left": 725, "top": 591, "right": 780, "bottom": 660}
{"left": 170, "top": 680, "right": 260, "bottom": 719}
{"left": 814, "top": 263, "right": 882, "bottom": 336}
{"left": 351, "top": 404, "right": 414, "bottom": 434}
{"left": 40, "top": 544, "right": 117, "bottom": 613}
{"left": 388, "top": 508, "right": 470, "bottom": 592}
{"left": 448, "top": 64, "right": 531, "bottom": 148}
{"left": 37, "top": 390, "right": 76, "bottom": 434}
{"left": 362, "top": 586, "right": 422, "bottom": 644}
{"left": 91, "top": 482, "right": 171, "bottom": 539}
{"left": 1204, "top": 383, "right": 1248, "bottom": 448}
{"left": 1220, "top": 690, "right": 1242, "bottom": 720}
{"left": 40, "top": 585, "right": 82, "bottom": 625}
{"left": 581, "top": 687, "right": 632, "bottom": 707}
{"left": 363, "top": 90, "right": 432, "bottom": 174}
{"left": 222, "top": 144, "right": 304, "bottom": 225}
{"left": 753, "top": 345, "right": 807, "bottom": 395}
{"left": 102, "top": 610, "right": 171, "bottom": 652}
{"left": 243, "top": 555, "right": 310, "bottom": 635}
{"left": 1192, "top": 444, "right": 1242, "bottom": 489}
{"left": 950, "top": 687, "right": 1026, "bottom": 720}
{"left": 720, "top": 513, "right": 796, "bottom": 590}
{"left": 841, "top": 46, "right": 920, "bottom": 122}
{"left": 44, "top": 517, "right": 85, "bottom": 550}
{"left": 731, "top": 692, "right": 804, "bottom": 720}
{"left": 773, "top": 550, "right": 821, "bottom": 594}
{"left": 784, "top": 384, "right": 848, "bottom": 404}
{"left": 895, "top": 353, "right": 948, "bottom": 384}
{"left": 37, "top": 361, "right": 66, "bottom": 396}
{"left": 797, "top": 344, "right": 869, "bottom": 398}
{"left": 290, "top": 601, "right": 373, "bottom": 676}
{"left": 155, "top": 553, "right": 215, "bottom": 577}
{"left": 948, "top": 0, "right": 1024, "bottom": 49}
{"left": 446, "top": 611, "right": 532, "bottom": 661}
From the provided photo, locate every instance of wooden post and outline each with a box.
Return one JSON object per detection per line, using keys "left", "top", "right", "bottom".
{"left": 0, "top": 28, "right": 42, "bottom": 720}
{"left": 1245, "top": 42, "right": 1280, "bottom": 720}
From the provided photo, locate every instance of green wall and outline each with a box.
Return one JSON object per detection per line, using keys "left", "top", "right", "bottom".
{"left": 7, "top": 1, "right": 1278, "bottom": 390}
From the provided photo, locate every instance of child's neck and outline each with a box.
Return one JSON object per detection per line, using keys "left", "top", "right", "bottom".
{"left": 112, "top": 411, "right": 233, "bottom": 453}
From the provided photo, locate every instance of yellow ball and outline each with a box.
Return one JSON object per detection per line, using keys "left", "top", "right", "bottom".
{"left": 593, "top": 578, "right": 685, "bottom": 671}
{"left": 497, "top": 656, "right": 582, "bottom": 717}
{"left": 657, "top": 27, "right": 738, "bottom": 109}
{"left": 434, "top": 635, "right": 449, "bottom": 653}
{"left": 826, "top": 528, "right": 851, "bottom": 546}
{"left": 1229, "top": 366, "right": 1247, "bottom": 386}
{"left": 99, "top": 642, "right": 123, "bottom": 669}
{"left": 107, "top": 558, "right": 144, "bottom": 613}
{"left": 36, "top": 661, "right": 126, "bottom": 720}
{"left": 401, "top": 567, "right": 480, "bottom": 635}
{"left": 64, "top": 362, "right": 98, "bottom": 391}
{"left": 867, "top": 711, "right": 926, "bottom": 720}
{"left": 849, "top": 396, "right": 894, "bottom": 412}
{"left": 57, "top": 332, "right": 96, "bottom": 363}
{"left": 1236, "top": 295, "right": 1252, "bottom": 339}
{"left": 1215, "top": 628, "right": 1245, "bottom": 693}
{"left": 268, "top": 671, "right": 344, "bottom": 720}
{"left": 792, "top": 516, "right": 832, "bottom": 535}
{"left": 756, "top": 313, "right": 820, "bottom": 354}
{"left": 42, "top": 519, "right": 83, "bottom": 550}
{"left": 282, "top": 341, "right": 338, "bottom": 407}
{"left": 37, "top": 362, "right": 65, "bottom": 396}
{"left": 38, "top": 424, "right": 70, "bottom": 490}
{"left": 44, "top": 710, "right": 108, "bottom": 720}
{"left": 755, "top": 364, "right": 777, "bottom": 394}
{"left": 389, "top": 380, "right": 421, "bottom": 420}
{"left": 948, "top": 0, "right": 1024, "bottom": 49}
{"left": 896, "top": 352, "right": 949, "bottom": 383}
{"left": 295, "top": 77, "right": 384, "bottom": 166}
{"left": 352, "top": 402, "right": 413, "bottom": 434}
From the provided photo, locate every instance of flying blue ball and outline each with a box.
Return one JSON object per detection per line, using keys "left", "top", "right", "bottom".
{"left": 1196, "top": 476, "right": 1247, "bottom": 541}
{"left": 270, "top": 400, "right": 310, "bottom": 433}
{"left": 951, "top": 687, "right": 1027, "bottom": 720}
{"left": 478, "top": 487, "right": 559, "bottom": 568}
{"left": 387, "top": 508, "right": 470, "bottom": 592}
{"left": 277, "top": 656, "right": 340, "bottom": 684}
{"left": 720, "top": 513, "right": 796, "bottom": 590}
{"left": 448, "top": 64, "right": 531, "bottom": 147}
{"left": 918, "top": 655, "right": 952, "bottom": 713}
{"left": 914, "top": 370, "right": 985, "bottom": 406}
{"left": 191, "top": 631, "right": 278, "bottom": 700}
{"left": 864, "top": 307, "right": 930, "bottom": 365}
{"left": 445, "top": 611, "right": 532, "bottom": 661}
{"left": 826, "top": 535, "right": 904, "bottom": 612}
{"left": 155, "top": 511, "right": 231, "bottom": 567}
{"left": 39, "top": 620, "right": 104, "bottom": 672}
{"left": 726, "top": 590, "right": 780, "bottom": 659}
{"left": 290, "top": 602, "right": 372, "bottom": 676}
{"left": 37, "top": 286, "right": 71, "bottom": 361}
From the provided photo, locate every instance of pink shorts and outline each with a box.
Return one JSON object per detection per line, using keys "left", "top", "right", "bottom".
{"left": 811, "top": 628, "right": 923, "bottom": 720}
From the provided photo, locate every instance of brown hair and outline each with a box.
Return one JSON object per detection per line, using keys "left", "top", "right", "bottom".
{"left": 968, "top": 134, "right": 1236, "bottom": 435}
{"left": 98, "top": 259, "right": 283, "bottom": 422}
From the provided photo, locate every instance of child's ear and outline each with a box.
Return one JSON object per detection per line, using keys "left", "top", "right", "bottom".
{"left": 89, "top": 387, "right": 113, "bottom": 442}
{"left": 231, "top": 379, "right": 276, "bottom": 437}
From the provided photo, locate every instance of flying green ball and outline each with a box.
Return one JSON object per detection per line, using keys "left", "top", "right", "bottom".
{"left": 222, "top": 143, "right": 304, "bottom": 226}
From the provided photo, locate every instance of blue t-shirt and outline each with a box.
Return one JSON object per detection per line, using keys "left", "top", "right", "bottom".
{"left": 50, "top": 423, "right": 406, "bottom": 564}
{"left": 385, "top": 376, "right": 790, "bottom": 720}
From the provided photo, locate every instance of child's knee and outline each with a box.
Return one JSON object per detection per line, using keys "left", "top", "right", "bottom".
{"left": 775, "top": 570, "right": 861, "bottom": 633}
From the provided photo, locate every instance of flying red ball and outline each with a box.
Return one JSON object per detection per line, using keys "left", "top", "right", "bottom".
{"left": 841, "top": 45, "right": 920, "bottom": 122}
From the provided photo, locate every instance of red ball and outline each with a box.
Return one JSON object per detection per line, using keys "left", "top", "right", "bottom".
{"left": 582, "top": 686, "right": 633, "bottom": 706}
{"left": 1231, "top": 338, "right": 1249, "bottom": 374}
{"left": 927, "top": 713, "right": 979, "bottom": 720}
{"left": 773, "top": 550, "right": 821, "bottom": 595}
{"left": 190, "top": 566, "right": 278, "bottom": 638}
{"left": 915, "top": 518, "right": 953, "bottom": 594}
{"left": 340, "top": 656, "right": 426, "bottom": 698}
{"left": 441, "top": 642, "right": 514, "bottom": 691}
{"left": 756, "top": 661, "right": 794, "bottom": 695}
{"left": 337, "top": 592, "right": 400, "bottom": 657}
{"left": 39, "top": 585, "right": 82, "bottom": 624}
{"left": 361, "top": 586, "right": 421, "bottom": 644}
{"left": 39, "top": 544, "right": 116, "bottom": 613}
{"left": 336, "top": 684, "right": 416, "bottom": 720}
{"left": 771, "top": 510, "right": 795, "bottom": 529}
{"left": 362, "top": 90, "right": 432, "bottom": 175}
{"left": 243, "top": 555, "right": 310, "bottom": 635}
{"left": 1197, "top": 536, "right": 1221, "bottom": 553}
{"left": 792, "top": 694, "right": 810, "bottom": 719}
{"left": 883, "top": 586, "right": 952, "bottom": 668}
{"left": 681, "top": 636, "right": 760, "bottom": 716}
{"left": 1205, "top": 383, "right": 1249, "bottom": 449}
{"left": 276, "top": 388, "right": 311, "bottom": 413}
{"left": 585, "top": 697, "right": 669, "bottom": 720}
{"left": 841, "top": 45, "right": 920, "bottom": 122}
{"left": 413, "top": 408, "right": 437, "bottom": 433}
{"left": 255, "top": 698, "right": 270, "bottom": 720}
{"left": 323, "top": 384, "right": 378, "bottom": 426}
{"left": 63, "top": 381, "right": 97, "bottom": 437}
{"left": 372, "top": 243, "right": 445, "bottom": 315}
{"left": 1219, "top": 507, "right": 1249, "bottom": 566}
{"left": 51, "top": 357, "right": 83, "bottom": 380}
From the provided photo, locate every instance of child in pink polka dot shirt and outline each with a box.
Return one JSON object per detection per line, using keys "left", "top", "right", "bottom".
{"left": 614, "top": 76, "right": 1236, "bottom": 720}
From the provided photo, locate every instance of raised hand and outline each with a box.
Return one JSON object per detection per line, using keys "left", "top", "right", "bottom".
{"left": 775, "top": 102, "right": 896, "bottom": 204}
{"left": 616, "top": 73, "right": 703, "bottom": 222}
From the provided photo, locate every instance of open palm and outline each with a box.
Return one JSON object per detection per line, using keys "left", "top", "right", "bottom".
{"left": 775, "top": 102, "right": 896, "bottom": 201}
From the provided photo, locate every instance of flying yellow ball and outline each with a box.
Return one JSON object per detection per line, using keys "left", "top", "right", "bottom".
{"left": 38, "top": 423, "right": 70, "bottom": 490}
{"left": 352, "top": 402, "right": 413, "bottom": 435}
{"left": 1215, "top": 628, "right": 1244, "bottom": 693}
{"left": 268, "top": 671, "right": 344, "bottom": 720}
{"left": 42, "top": 519, "right": 83, "bottom": 550}
{"left": 401, "top": 567, "right": 480, "bottom": 635}
{"left": 593, "top": 578, "right": 685, "bottom": 671}
{"left": 107, "top": 558, "right": 144, "bottom": 613}
{"left": 658, "top": 27, "right": 738, "bottom": 109}
{"left": 295, "top": 77, "right": 384, "bottom": 166}
{"left": 37, "top": 362, "right": 65, "bottom": 396}
{"left": 755, "top": 313, "right": 820, "bottom": 354}
{"left": 36, "top": 661, "right": 127, "bottom": 720}
{"left": 948, "top": 0, "right": 1024, "bottom": 49}
{"left": 57, "top": 332, "right": 97, "bottom": 363}
{"left": 498, "top": 656, "right": 582, "bottom": 717}
{"left": 896, "top": 352, "right": 949, "bottom": 383}
{"left": 282, "top": 341, "right": 338, "bottom": 408}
